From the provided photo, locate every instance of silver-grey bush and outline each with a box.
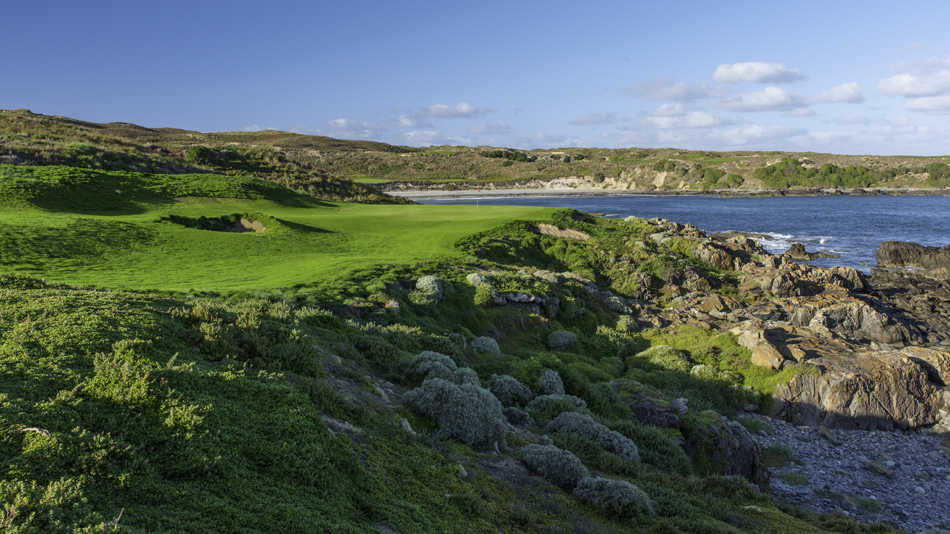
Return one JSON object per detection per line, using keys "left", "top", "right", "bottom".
{"left": 525, "top": 393, "right": 587, "bottom": 412}
{"left": 487, "top": 374, "right": 533, "bottom": 407}
{"left": 403, "top": 377, "right": 507, "bottom": 447}
{"left": 573, "top": 476, "right": 655, "bottom": 515}
{"left": 537, "top": 368, "right": 565, "bottom": 395}
{"left": 470, "top": 336, "right": 501, "bottom": 355}
{"left": 545, "top": 412, "right": 639, "bottom": 462}
{"left": 520, "top": 443, "right": 589, "bottom": 488}
{"left": 547, "top": 331, "right": 577, "bottom": 351}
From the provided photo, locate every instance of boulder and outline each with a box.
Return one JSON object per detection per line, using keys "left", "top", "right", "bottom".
{"left": 771, "top": 349, "right": 944, "bottom": 430}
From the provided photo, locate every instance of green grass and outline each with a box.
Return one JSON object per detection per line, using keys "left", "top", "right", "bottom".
{"left": 0, "top": 165, "right": 553, "bottom": 291}
{"left": 349, "top": 175, "right": 394, "bottom": 184}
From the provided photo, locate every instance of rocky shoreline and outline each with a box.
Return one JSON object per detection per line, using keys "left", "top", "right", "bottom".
{"left": 385, "top": 183, "right": 950, "bottom": 199}
{"left": 758, "top": 416, "right": 950, "bottom": 533}
{"left": 594, "top": 219, "right": 950, "bottom": 531}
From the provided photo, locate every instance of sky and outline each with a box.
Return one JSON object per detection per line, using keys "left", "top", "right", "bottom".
{"left": 4, "top": 0, "right": 950, "bottom": 155}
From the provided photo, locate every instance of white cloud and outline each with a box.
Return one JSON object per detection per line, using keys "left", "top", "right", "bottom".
{"left": 784, "top": 108, "right": 816, "bottom": 117}
{"left": 243, "top": 125, "right": 262, "bottom": 132}
{"left": 396, "top": 131, "right": 477, "bottom": 146}
{"left": 509, "top": 133, "right": 581, "bottom": 150}
{"left": 387, "top": 115, "right": 433, "bottom": 128}
{"left": 824, "top": 115, "right": 873, "bottom": 125}
{"left": 568, "top": 112, "right": 616, "bottom": 125}
{"left": 891, "top": 54, "right": 950, "bottom": 72}
{"left": 416, "top": 102, "right": 492, "bottom": 119}
{"left": 814, "top": 82, "right": 864, "bottom": 103}
{"left": 642, "top": 105, "right": 733, "bottom": 129}
{"left": 604, "top": 124, "right": 804, "bottom": 151}
{"left": 647, "top": 103, "right": 701, "bottom": 117}
{"left": 905, "top": 95, "right": 950, "bottom": 112}
{"left": 713, "top": 62, "right": 805, "bottom": 84}
{"left": 644, "top": 112, "right": 733, "bottom": 129}
{"left": 878, "top": 71, "right": 950, "bottom": 97}
{"left": 468, "top": 121, "right": 511, "bottom": 135}
{"left": 717, "top": 87, "right": 807, "bottom": 112}
{"left": 321, "top": 118, "right": 385, "bottom": 140}
{"left": 620, "top": 78, "right": 726, "bottom": 102}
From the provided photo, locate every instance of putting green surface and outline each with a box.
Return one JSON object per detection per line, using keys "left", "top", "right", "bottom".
{"left": 0, "top": 166, "right": 553, "bottom": 291}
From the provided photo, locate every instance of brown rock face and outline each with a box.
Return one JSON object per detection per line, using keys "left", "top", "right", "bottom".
{"left": 771, "top": 349, "right": 943, "bottom": 430}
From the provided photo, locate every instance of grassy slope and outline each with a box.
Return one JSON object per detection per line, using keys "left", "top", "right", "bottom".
{"left": 0, "top": 165, "right": 551, "bottom": 291}
{"left": 0, "top": 165, "right": 900, "bottom": 533}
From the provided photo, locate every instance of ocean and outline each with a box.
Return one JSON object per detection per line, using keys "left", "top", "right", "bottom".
{"left": 416, "top": 194, "right": 950, "bottom": 273}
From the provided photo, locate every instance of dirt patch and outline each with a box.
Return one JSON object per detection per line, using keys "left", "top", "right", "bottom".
{"left": 537, "top": 223, "right": 589, "bottom": 241}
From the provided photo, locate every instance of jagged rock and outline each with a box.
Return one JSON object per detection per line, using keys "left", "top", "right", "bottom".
{"left": 805, "top": 299, "right": 911, "bottom": 345}
{"left": 771, "top": 349, "right": 944, "bottom": 430}
{"left": 784, "top": 243, "right": 839, "bottom": 260}
{"left": 681, "top": 411, "right": 769, "bottom": 492}
{"left": 785, "top": 243, "right": 814, "bottom": 260}
{"left": 875, "top": 241, "right": 950, "bottom": 272}
{"left": 751, "top": 342, "right": 786, "bottom": 370}
{"left": 901, "top": 346, "right": 950, "bottom": 386}
{"left": 693, "top": 243, "right": 736, "bottom": 271}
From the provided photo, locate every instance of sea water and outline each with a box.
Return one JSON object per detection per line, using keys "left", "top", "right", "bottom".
{"left": 417, "top": 194, "right": 950, "bottom": 273}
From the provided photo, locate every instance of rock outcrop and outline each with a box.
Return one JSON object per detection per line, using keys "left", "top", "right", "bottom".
{"left": 784, "top": 243, "right": 839, "bottom": 260}
{"left": 770, "top": 347, "right": 948, "bottom": 431}
{"left": 875, "top": 241, "right": 950, "bottom": 280}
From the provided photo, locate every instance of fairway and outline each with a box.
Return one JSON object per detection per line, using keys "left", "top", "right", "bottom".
{"left": 0, "top": 166, "right": 554, "bottom": 291}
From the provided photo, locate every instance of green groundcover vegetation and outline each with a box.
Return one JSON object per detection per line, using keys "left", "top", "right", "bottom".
{"left": 0, "top": 165, "right": 899, "bottom": 533}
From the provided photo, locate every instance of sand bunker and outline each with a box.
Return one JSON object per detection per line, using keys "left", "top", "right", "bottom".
{"left": 163, "top": 214, "right": 266, "bottom": 233}
{"left": 537, "top": 223, "right": 589, "bottom": 241}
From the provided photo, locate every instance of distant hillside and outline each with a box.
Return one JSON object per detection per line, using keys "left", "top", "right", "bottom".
{"left": 0, "top": 109, "right": 412, "bottom": 204}
{"left": 3, "top": 108, "right": 949, "bottom": 196}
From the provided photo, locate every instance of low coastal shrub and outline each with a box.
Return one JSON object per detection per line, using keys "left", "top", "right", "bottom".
{"left": 538, "top": 368, "right": 566, "bottom": 395}
{"left": 547, "top": 330, "right": 577, "bottom": 351}
{"left": 574, "top": 476, "right": 656, "bottom": 516}
{"left": 525, "top": 394, "right": 590, "bottom": 427}
{"left": 415, "top": 275, "right": 444, "bottom": 301}
{"left": 545, "top": 412, "right": 639, "bottom": 462}
{"left": 616, "top": 315, "right": 638, "bottom": 333}
{"left": 403, "top": 377, "right": 508, "bottom": 447}
{"left": 520, "top": 444, "right": 589, "bottom": 488}
{"left": 603, "top": 419, "right": 694, "bottom": 477}
{"left": 470, "top": 336, "right": 501, "bottom": 355}
{"left": 487, "top": 374, "right": 533, "bottom": 407}
{"left": 408, "top": 350, "right": 457, "bottom": 380}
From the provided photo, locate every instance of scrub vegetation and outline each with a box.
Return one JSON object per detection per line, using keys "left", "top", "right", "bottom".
{"left": 0, "top": 109, "right": 905, "bottom": 533}
{"left": 3, "top": 109, "right": 949, "bottom": 195}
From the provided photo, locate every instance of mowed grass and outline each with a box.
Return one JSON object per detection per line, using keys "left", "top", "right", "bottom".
{"left": 0, "top": 165, "right": 553, "bottom": 291}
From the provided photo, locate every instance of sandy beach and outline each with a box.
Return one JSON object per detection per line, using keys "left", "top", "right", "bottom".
{"left": 388, "top": 188, "right": 647, "bottom": 199}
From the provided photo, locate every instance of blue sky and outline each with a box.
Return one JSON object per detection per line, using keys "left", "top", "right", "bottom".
{"left": 4, "top": 0, "right": 950, "bottom": 155}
